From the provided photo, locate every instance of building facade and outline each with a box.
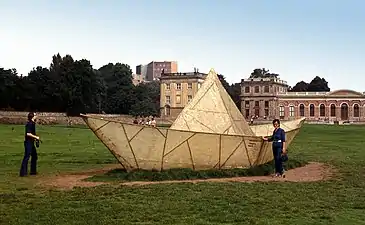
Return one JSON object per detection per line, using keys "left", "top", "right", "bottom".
{"left": 160, "top": 71, "right": 207, "bottom": 118}
{"left": 146, "top": 61, "right": 178, "bottom": 81}
{"left": 135, "top": 64, "right": 148, "bottom": 79}
{"left": 241, "top": 77, "right": 365, "bottom": 122}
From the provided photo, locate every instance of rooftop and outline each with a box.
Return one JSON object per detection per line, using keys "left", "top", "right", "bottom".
{"left": 241, "top": 77, "right": 288, "bottom": 85}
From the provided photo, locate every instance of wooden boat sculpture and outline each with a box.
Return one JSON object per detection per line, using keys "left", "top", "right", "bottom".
{"left": 80, "top": 69, "right": 305, "bottom": 171}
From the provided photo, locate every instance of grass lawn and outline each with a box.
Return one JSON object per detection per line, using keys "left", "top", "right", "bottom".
{"left": 1, "top": 124, "right": 365, "bottom": 225}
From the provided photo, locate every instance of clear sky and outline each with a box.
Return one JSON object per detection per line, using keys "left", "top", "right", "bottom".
{"left": 1, "top": 0, "right": 364, "bottom": 91}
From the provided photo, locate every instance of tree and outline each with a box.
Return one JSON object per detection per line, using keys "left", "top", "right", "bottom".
{"left": 129, "top": 81, "right": 160, "bottom": 116}
{"left": 229, "top": 83, "right": 241, "bottom": 109}
{"left": 289, "top": 81, "right": 309, "bottom": 92}
{"left": 289, "top": 76, "right": 330, "bottom": 92}
{"left": 249, "top": 68, "right": 279, "bottom": 78}
{"left": 98, "top": 63, "right": 135, "bottom": 114}
{"left": 307, "top": 76, "right": 330, "bottom": 92}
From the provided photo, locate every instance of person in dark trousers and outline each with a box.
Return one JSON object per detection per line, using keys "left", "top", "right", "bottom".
{"left": 19, "top": 112, "right": 40, "bottom": 177}
{"left": 263, "top": 119, "right": 287, "bottom": 178}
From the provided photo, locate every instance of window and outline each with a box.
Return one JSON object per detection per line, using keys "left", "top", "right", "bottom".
{"left": 309, "top": 104, "right": 315, "bottom": 117}
{"left": 255, "top": 101, "right": 259, "bottom": 107}
{"left": 264, "top": 109, "right": 269, "bottom": 117}
{"left": 320, "top": 104, "right": 325, "bottom": 117}
{"left": 166, "top": 83, "right": 170, "bottom": 90}
{"left": 299, "top": 104, "right": 305, "bottom": 117}
{"left": 264, "top": 86, "right": 269, "bottom": 92}
{"left": 166, "top": 96, "right": 170, "bottom": 104}
{"left": 176, "top": 83, "right": 181, "bottom": 90}
{"left": 330, "top": 104, "right": 336, "bottom": 117}
{"left": 265, "top": 101, "right": 269, "bottom": 108}
{"left": 187, "top": 83, "right": 192, "bottom": 89}
{"left": 188, "top": 95, "right": 192, "bottom": 102}
{"left": 176, "top": 95, "right": 181, "bottom": 104}
{"left": 245, "top": 101, "right": 250, "bottom": 108}
{"left": 245, "top": 109, "right": 250, "bottom": 118}
{"left": 245, "top": 87, "right": 250, "bottom": 93}
{"left": 165, "top": 106, "right": 170, "bottom": 116}
{"left": 279, "top": 106, "right": 285, "bottom": 118}
{"left": 255, "top": 108, "right": 260, "bottom": 117}
{"left": 354, "top": 104, "right": 360, "bottom": 117}
{"left": 289, "top": 105, "right": 295, "bottom": 117}
{"left": 254, "top": 86, "right": 259, "bottom": 93}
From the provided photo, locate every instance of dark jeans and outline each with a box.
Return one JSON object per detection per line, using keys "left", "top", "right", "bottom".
{"left": 272, "top": 147, "right": 284, "bottom": 174}
{"left": 20, "top": 141, "right": 38, "bottom": 176}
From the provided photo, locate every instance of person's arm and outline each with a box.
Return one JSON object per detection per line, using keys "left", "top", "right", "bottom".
{"left": 262, "top": 135, "right": 273, "bottom": 142}
{"left": 281, "top": 129, "right": 286, "bottom": 153}
{"left": 26, "top": 124, "right": 39, "bottom": 140}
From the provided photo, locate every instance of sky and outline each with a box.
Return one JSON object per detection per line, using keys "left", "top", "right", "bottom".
{"left": 0, "top": 0, "right": 364, "bottom": 91}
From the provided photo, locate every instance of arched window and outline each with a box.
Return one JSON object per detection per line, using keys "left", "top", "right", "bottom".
{"left": 330, "top": 104, "right": 336, "bottom": 117}
{"left": 299, "top": 104, "right": 305, "bottom": 117}
{"left": 354, "top": 104, "right": 360, "bottom": 117}
{"left": 309, "top": 104, "right": 315, "bottom": 117}
{"left": 319, "top": 104, "right": 325, "bottom": 117}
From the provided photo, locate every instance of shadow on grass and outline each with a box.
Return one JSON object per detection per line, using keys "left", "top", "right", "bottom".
{"left": 86, "top": 159, "right": 307, "bottom": 182}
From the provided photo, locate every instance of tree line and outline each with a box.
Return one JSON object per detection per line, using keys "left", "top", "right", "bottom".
{"left": 0, "top": 56, "right": 330, "bottom": 116}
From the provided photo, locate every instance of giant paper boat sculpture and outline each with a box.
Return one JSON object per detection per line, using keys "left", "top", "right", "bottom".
{"left": 80, "top": 69, "right": 305, "bottom": 171}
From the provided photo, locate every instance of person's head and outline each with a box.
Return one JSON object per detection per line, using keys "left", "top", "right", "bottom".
{"left": 272, "top": 119, "right": 280, "bottom": 128}
{"left": 27, "top": 112, "right": 36, "bottom": 122}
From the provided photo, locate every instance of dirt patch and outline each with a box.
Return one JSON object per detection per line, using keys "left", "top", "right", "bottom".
{"left": 121, "top": 162, "right": 334, "bottom": 186}
{"left": 38, "top": 164, "right": 121, "bottom": 190}
{"left": 38, "top": 162, "right": 334, "bottom": 190}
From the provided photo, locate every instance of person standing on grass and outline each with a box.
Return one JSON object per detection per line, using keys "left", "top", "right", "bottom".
{"left": 262, "top": 119, "right": 287, "bottom": 178}
{"left": 19, "top": 112, "right": 40, "bottom": 177}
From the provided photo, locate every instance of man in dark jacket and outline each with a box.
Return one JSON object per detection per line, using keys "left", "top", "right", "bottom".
{"left": 19, "top": 112, "right": 40, "bottom": 177}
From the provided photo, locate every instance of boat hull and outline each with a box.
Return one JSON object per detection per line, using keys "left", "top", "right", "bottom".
{"left": 81, "top": 115, "right": 305, "bottom": 171}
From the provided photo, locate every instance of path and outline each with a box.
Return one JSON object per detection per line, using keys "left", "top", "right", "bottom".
{"left": 39, "top": 162, "right": 334, "bottom": 190}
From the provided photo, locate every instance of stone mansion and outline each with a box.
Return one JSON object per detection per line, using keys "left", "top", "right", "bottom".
{"left": 241, "top": 77, "right": 365, "bottom": 122}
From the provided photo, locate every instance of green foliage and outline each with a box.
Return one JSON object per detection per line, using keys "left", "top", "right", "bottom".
{"left": 249, "top": 68, "right": 279, "bottom": 78}
{"left": 0, "top": 54, "right": 161, "bottom": 116}
{"left": 289, "top": 76, "right": 330, "bottom": 92}
{"left": 129, "top": 81, "right": 160, "bottom": 116}
{"left": 87, "top": 159, "right": 306, "bottom": 182}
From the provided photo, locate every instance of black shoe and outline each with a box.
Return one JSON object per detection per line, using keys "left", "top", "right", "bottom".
{"left": 30, "top": 172, "right": 37, "bottom": 175}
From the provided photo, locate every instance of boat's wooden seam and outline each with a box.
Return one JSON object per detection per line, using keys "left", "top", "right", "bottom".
{"left": 254, "top": 140, "right": 266, "bottom": 166}
{"left": 218, "top": 135, "right": 222, "bottom": 169}
{"left": 183, "top": 117, "right": 191, "bottom": 130}
{"left": 242, "top": 137, "right": 252, "bottom": 166}
{"left": 184, "top": 111, "right": 217, "bottom": 133}
{"left": 156, "top": 128, "right": 166, "bottom": 138}
{"left": 163, "top": 133, "right": 196, "bottom": 157}
{"left": 128, "top": 127, "right": 145, "bottom": 142}
{"left": 160, "top": 129, "right": 168, "bottom": 170}
{"left": 121, "top": 124, "right": 140, "bottom": 169}
{"left": 186, "top": 140, "right": 195, "bottom": 170}
{"left": 190, "top": 82, "right": 215, "bottom": 109}
{"left": 94, "top": 121, "right": 111, "bottom": 133}
{"left": 220, "top": 138, "right": 244, "bottom": 168}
